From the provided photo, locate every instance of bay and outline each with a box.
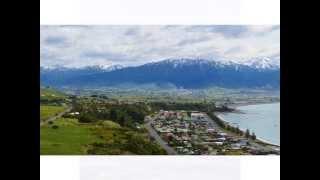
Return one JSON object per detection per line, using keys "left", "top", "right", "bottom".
{"left": 218, "top": 103, "right": 280, "bottom": 145}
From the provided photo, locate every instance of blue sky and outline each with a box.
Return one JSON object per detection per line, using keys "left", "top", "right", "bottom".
{"left": 40, "top": 25, "right": 280, "bottom": 68}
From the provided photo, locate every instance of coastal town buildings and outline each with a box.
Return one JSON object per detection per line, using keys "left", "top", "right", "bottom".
{"left": 150, "top": 110, "right": 279, "bottom": 155}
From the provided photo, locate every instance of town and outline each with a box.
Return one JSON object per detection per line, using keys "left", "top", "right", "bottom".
{"left": 147, "top": 110, "right": 280, "bottom": 155}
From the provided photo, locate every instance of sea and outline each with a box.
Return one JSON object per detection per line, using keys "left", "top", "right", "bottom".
{"left": 217, "top": 103, "right": 280, "bottom": 145}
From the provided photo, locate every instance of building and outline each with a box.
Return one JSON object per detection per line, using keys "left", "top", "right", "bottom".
{"left": 191, "top": 112, "right": 205, "bottom": 121}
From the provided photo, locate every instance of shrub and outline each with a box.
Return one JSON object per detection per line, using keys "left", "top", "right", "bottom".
{"left": 251, "top": 132, "right": 256, "bottom": 140}
{"left": 245, "top": 129, "right": 250, "bottom": 138}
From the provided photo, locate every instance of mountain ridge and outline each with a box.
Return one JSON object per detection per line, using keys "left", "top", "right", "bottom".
{"left": 40, "top": 58, "right": 280, "bottom": 89}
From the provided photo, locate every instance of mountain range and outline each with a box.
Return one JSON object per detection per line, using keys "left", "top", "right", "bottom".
{"left": 40, "top": 58, "right": 280, "bottom": 89}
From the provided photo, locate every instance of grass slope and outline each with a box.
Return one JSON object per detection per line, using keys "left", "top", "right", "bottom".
{"left": 40, "top": 118, "right": 166, "bottom": 155}
{"left": 40, "top": 118, "right": 101, "bottom": 155}
{"left": 40, "top": 105, "right": 67, "bottom": 121}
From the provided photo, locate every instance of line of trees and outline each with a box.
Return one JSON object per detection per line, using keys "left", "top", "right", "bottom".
{"left": 149, "top": 101, "right": 216, "bottom": 112}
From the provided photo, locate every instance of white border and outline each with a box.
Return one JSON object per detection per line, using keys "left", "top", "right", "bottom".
{"left": 40, "top": 156, "right": 280, "bottom": 180}
{"left": 40, "top": 156, "right": 80, "bottom": 180}
{"left": 40, "top": 1, "right": 280, "bottom": 180}
{"left": 40, "top": 0, "right": 280, "bottom": 25}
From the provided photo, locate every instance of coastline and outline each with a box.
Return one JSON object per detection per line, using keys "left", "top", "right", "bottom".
{"left": 215, "top": 104, "right": 280, "bottom": 147}
{"left": 227, "top": 100, "right": 280, "bottom": 109}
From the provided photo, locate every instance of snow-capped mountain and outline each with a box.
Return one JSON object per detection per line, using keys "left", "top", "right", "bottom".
{"left": 41, "top": 64, "right": 124, "bottom": 72}
{"left": 240, "top": 57, "right": 280, "bottom": 69}
{"left": 103, "top": 64, "right": 125, "bottom": 71}
{"left": 41, "top": 58, "right": 280, "bottom": 89}
{"left": 144, "top": 57, "right": 279, "bottom": 71}
{"left": 147, "top": 57, "right": 280, "bottom": 70}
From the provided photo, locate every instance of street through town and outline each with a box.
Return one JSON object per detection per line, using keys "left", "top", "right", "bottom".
{"left": 145, "top": 117, "right": 178, "bottom": 155}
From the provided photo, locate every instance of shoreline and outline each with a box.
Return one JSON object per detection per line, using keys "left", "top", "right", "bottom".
{"left": 227, "top": 101, "right": 280, "bottom": 109}
{"left": 215, "top": 112, "right": 280, "bottom": 148}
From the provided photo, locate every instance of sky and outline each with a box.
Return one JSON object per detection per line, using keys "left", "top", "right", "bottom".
{"left": 40, "top": 25, "right": 280, "bottom": 68}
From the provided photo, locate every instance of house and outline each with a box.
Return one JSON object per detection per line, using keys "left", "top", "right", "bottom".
{"left": 214, "top": 142, "right": 224, "bottom": 146}
{"left": 191, "top": 112, "right": 205, "bottom": 121}
{"left": 231, "top": 143, "right": 242, "bottom": 150}
{"left": 218, "top": 132, "right": 228, "bottom": 136}
{"left": 177, "top": 128, "right": 188, "bottom": 133}
{"left": 207, "top": 128, "right": 215, "bottom": 133}
{"left": 156, "top": 128, "right": 171, "bottom": 133}
{"left": 216, "top": 137, "right": 226, "bottom": 142}
{"left": 238, "top": 139, "right": 249, "bottom": 146}
{"left": 69, "top": 112, "right": 80, "bottom": 115}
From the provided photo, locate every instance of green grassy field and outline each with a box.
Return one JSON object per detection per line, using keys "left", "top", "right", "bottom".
{"left": 40, "top": 118, "right": 101, "bottom": 155}
{"left": 40, "top": 105, "right": 67, "bottom": 121}
{"left": 40, "top": 118, "right": 166, "bottom": 155}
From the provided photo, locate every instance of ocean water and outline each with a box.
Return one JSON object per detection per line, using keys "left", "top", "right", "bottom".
{"left": 218, "top": 103, "right": 280, "bottom": 145}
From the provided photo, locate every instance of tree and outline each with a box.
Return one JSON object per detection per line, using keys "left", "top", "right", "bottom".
{"left": 235, "top": 127, "right": 241, "bottom": 134}
{"left": 251, "top": 132, "right": 256, "bottom": 140}
{"left": 245, "top": 129, "right": 250, "bottom": 138}
{"left": 110, "top": 109, "right": 117, "bottom": 120}
{"left": 239, "top": 130, "right": 244, "bottom": 136}
{"left": 79, "top": 114, "right": 96, "bottom": 123}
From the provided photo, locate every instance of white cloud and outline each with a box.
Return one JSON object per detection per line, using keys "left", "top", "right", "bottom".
{"left": 40, "top": 25, "right": 280, "bottom": 68}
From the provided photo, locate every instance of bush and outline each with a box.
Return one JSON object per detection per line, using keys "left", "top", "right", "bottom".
{"left": 245, "top": 129, "right": 250, "bottom": 138}
{"left": 251, "top": 132, "right": 256, "bottom": 140}
{"left": 78, "top": 114, "right": 97, "bottom": 123}
{"left": 52, "top": 125, "right": 59, "bottom": 129}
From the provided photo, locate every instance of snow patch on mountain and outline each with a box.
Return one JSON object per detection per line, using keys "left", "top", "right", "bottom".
{"left": 41, "top": 64, "right": 125, "bottom": 72}
{"left": 144, "top": 57, "right": 279, "bottom": 70}
{"left": 236, "top": 57, "right": 280, "bottom": 69}
{"left": 41, "top": 56, "right": 279, "bottom": 72}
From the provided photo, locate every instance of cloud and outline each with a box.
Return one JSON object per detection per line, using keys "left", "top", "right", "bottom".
{"left": 40, "top": 25, "right": 280, "bottom": 68}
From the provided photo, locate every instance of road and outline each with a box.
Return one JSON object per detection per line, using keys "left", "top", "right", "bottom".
{"left": 145, "top": 117, "right": 177, "bottom": 155}
{"left": 40, "top": 106, "right": 73, "bottom": 127}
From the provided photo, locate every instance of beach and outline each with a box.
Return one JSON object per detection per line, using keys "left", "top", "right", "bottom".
{"left": 215, "top": 102, "right": 280, "bottom": 146}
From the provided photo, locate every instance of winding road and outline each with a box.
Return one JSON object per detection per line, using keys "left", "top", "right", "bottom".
{"left": 40, "top": 106, "right": 73, "bottom": 127}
